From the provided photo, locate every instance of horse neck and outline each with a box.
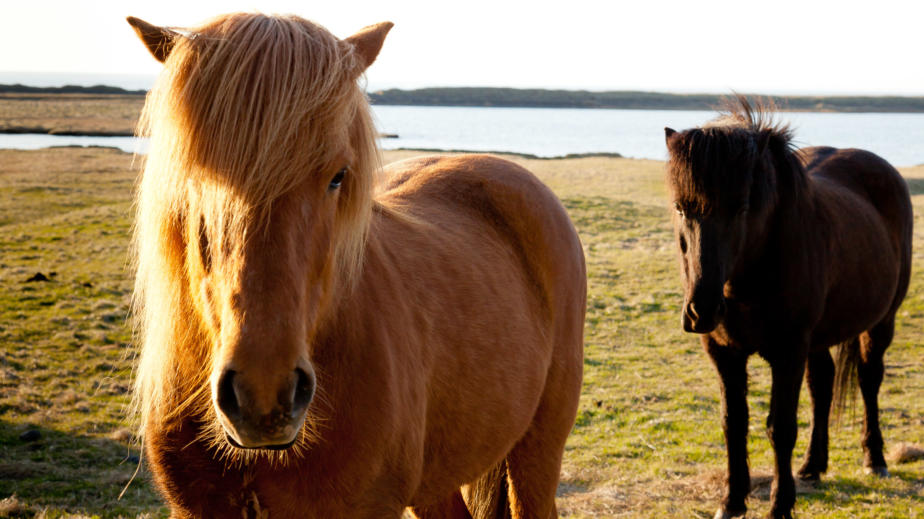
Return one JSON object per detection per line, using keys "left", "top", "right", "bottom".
{"left": 768, "top": 147, "right": 815, "bottom": 234}
{"left": 313, "top": 205, "right": 391, "bottom": 354}
{"left": 732, "top": 149, "right": 813, "bottom": 278}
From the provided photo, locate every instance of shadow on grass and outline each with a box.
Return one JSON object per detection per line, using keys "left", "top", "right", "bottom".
{"left": 0, "top": 420, "right": 165, "bottom": 518}
{"left": 682, "top": 467, "right": 923, "bottom": 517}
{"left": 747, "top": 469, "right": 924, "bottom": 510}
{"left": 789, "top": 469, "right": 924, "bottom": 516}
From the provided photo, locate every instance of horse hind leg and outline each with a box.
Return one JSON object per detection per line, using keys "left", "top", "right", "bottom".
{"left": 462, "top": 460, "right": 511, "bottom": 519}
{"left": 857, "top": 318, "right": 894, "bottom": 476}
{"left": 797, "top": 348, "right": 836, "bottom": 481}
{"left": 502, "top": 376, "right": 579, "bottom": 519}
{"left": 462, "top": 376, "right": 577, "bottom": 519}
{"left": 503, "top": 423, "right": 567, "bottom": 519}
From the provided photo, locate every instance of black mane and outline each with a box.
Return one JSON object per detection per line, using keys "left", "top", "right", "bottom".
{"left": 667, "top": 95, "right": 808, "bottom": 214}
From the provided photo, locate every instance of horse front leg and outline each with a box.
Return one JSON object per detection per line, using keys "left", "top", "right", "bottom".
{"left": 705, "top": 337, "right": 750, "bottom": 519}
{"left": 765, "top": 345, "right": 807, "bottom": 519}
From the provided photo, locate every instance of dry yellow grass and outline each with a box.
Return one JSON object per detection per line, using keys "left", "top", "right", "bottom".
{"left": 0, "top": 94, "right": 144, "bottom": 136}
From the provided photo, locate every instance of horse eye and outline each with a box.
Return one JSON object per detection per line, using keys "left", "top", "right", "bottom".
{"left": 737, "top": 204, "right": 750, "bottom": 217}
{"left": 674, "top": 202, "right": 684, "bottom": 217}
{"left": 329, "top": 167, "right": 347, "bottom": 191}
{"left": 197, "top": 216, "right": 211, "bottom": 272}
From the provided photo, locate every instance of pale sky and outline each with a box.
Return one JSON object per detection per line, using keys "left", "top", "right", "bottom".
{"left": 2, "top": 0, "right": 923, "bottom": 95}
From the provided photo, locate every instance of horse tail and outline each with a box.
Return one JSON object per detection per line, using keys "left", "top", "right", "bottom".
{"left": 831, "top": 338, "right": 861, "bottom": 427}
{"left": 463, "top": 459, "right": 511, "bottom": 519}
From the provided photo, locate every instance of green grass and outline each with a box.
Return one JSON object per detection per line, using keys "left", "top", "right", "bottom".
{"left": 0, "top": 148, "right": 922, "bottom": 518}
{"left": 0, "top": 148, "right": 164, "bottom": 518}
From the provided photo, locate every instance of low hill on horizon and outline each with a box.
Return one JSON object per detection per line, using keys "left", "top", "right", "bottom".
{"left": 3, "top": 83, "right": 924, "bottom": 113}
{"left": 368, "top": 87, "right": 924, "bottom": 113}
{"left": 0, "top": 83, "right": 146, "bottom": 95}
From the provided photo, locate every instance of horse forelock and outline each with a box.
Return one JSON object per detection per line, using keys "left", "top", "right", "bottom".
{"left": 668, "top": 96, "right": 805, "bottom": 213}
{"left": 140, "top": 12, "right": 377, "bottom": 206}
{"left": 133, "top": 12, "right": 378, "bottom": 452}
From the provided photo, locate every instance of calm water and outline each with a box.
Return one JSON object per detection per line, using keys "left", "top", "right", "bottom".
{"left": 0, "top": 134, "right": 147, "bottom": 153}
{"left": 3, "top": 106, "right": 924, "bottom": 166}
{"left": 372, "top": 106, "right": 924, "bottom": 166}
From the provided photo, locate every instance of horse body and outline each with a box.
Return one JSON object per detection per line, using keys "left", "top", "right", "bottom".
{"left": 805, "top": 150, "right": 906, "bottom": 343}
{"left": 666, "top": 99, "right": 911, "bottom": 519}
{"left": 128, "top": 13, "right": 584, "bottom": 519}
{"left": 720, "top": 146, "right": 907, "bottom": 353}
{"left": 145, "top": 154, "right": 584, "bottom": 519}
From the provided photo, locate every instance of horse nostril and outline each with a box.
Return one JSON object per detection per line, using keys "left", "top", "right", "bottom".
{"left": 216, "top": 369, "right": 240, "bottom": 419}
{"left": 292, "top": 367, "right": 315, "bottom": 414}
{"left": 687, "top": 301, "right": 700, "bottom": 320}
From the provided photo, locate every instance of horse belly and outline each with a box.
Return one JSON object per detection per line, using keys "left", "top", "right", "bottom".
{"left": 812, "top": 228, "right": 900, "bottom": 347}
{"left": 412, "top": 323, "right": 552, "bottom": 502}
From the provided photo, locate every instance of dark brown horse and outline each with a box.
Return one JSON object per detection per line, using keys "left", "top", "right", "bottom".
{"left": 127, "top": 12, "right": 585, "bottom": 519}
{"left": 665, "top": 98, "right": 912, "bottom": 519}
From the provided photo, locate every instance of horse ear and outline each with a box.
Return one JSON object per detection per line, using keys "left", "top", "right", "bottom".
{"left": 127, "top": 16, "right": 178, "bottom": 63}
{"left": 665, "top": 127, "right": 681, "bottom": 152}
{"left": 345, "top": 22, "right": 394, "bottom": 75}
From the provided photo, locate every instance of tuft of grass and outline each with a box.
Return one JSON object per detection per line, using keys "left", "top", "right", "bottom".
{"left": 0, "top": 148, "right": 922, "bottom": 518}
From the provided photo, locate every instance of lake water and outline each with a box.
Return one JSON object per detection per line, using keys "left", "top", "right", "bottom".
{"left": 0, "top": 134, "right": 146, "bottom": 153}
{"left": 3, "top": 106, "right": 924, "bottom": 166}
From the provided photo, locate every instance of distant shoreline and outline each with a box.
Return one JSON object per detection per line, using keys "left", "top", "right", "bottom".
{"left": 4, "top": 83, "right": 924, "bottom": 113}
{"left": 0, "top": 126, "right": 134, "bottom": 137}
{"left": 0, "top": 83, "right": 146, "bottom": 96}
{"left": 368, "top": 87, "right": 924, "bottom": 113}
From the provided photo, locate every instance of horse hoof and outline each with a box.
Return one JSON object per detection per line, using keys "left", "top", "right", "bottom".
{"left": 865, "top": 465, "right": 889, "bottom": 477}
{"left": 797, "top": 469, "right": 821, "bottom": 482}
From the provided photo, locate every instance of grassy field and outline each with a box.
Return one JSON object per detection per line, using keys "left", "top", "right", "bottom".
{"left": 0, "top": 147, "right": 921, "bottom": 518}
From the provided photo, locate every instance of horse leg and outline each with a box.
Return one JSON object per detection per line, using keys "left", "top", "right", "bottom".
{"left": 797, "top": 348, "right": 834, "bottom": 481}
{"left": 705, "top": 338, "right": 750, "bottom": 519}
{"left": 857, "top": 318, "right": 893, "bottom": 476}
{"left": 462, "top": 460, "right": 511, "bottom": 519}
{"left": 765, "top": 347, "right": 807, "bottom": 519}
{"left": 409, "top": 490, "right": 473, "bottom": 519}
{"left": 503, "top": 374, "right": 579, "bottom": 519}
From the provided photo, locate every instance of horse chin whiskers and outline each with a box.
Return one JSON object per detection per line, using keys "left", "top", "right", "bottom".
{"left": 196, "top": 405, "right": 326, "bottom": 468}
{"left": 224, "top": 433, "right": 296, "bottom": 451}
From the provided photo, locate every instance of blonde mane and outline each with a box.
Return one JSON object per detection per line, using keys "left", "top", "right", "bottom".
{"left": 132, "top": 12, "right": 380, "bottom": 444}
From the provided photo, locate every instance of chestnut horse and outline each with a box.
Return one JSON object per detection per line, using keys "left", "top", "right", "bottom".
{"left": 128, "top": 13, "right": 585, "bottom": 519}
{"left": 665, "top": 98, "right": 911, "bottom": 519}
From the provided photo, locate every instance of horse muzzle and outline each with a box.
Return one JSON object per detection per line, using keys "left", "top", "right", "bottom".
{"left": 681, "top": 297, "right": 726, "bottom": 334}
{"left": 214, "top": 366, "right": 315, "bottom": 449}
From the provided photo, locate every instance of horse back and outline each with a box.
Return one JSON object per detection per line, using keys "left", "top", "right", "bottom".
{"left": 381, "top": 154, "right": 587, "bottom": 322}
{"left": 798, "top": 147, "right": 912, "bottom": 344}
{"left": 802, "top": 146, "right": 912, "bottom": 266}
